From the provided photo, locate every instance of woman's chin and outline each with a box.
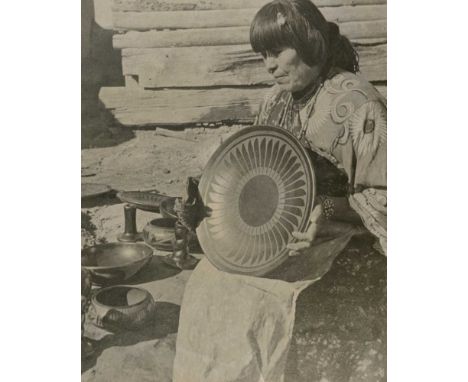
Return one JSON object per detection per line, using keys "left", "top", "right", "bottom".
{"left": 277, "top": 83, "right": 294, "bottom": 92}
{"left": 277, "top": 82, "right": 304, "bottom": 93}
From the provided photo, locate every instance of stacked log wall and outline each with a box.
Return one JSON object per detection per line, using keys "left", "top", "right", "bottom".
{"left": 96, "top": 0, "right": 387, "bottom": 126}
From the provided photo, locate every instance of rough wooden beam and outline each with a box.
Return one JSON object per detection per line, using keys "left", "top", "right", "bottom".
{"left": 353, "top": 37, "right": 387, "bottom": 45}
{"left": 374, "top": 84, "right": 386, "bottom": 98}
{"left": 122, "top": 44, "right": 265, "bottom": 87}
{"left": 99, "top": 81, "right": 386, "bottom": 126}
{"left": 114, "top": 26, "right": 250, "bottom": 49}
{"left": 113, "top": 9, "right": 254, "bottom": 30}
{"left": 121, "top": 43, "right": 386, "bottom": 87}
{"left": 112, "top": 0, "right": 387, "bottom": 12}
{"left": 124, "top": 75, "right": 140, "bottom": 90}
{"left": 113, "top": 20, "right": 386, "bottom": 48}
{"left": 112, "top": 5, "right": 386, "bottom": 30}
{"left": 99, "top": 86, "right": 266, "bottom": 125}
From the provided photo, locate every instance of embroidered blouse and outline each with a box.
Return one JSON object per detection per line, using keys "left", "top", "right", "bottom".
{"left": 255, "top": 69, "right": 387, "bottom": 254}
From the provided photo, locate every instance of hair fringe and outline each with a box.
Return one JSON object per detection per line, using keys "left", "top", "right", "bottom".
{"left": 250, "top": 0, "right": 360, "bottom": 74}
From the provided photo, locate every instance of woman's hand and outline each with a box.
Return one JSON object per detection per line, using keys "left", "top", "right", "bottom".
{"left": 286, "top": 199, "right": 364, "bottom": 256}
{"left": 286, "top": 204, "right": 323, "bottom": 256}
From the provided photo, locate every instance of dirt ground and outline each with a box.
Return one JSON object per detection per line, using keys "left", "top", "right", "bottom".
{"left": 81, "top": 117, "right": 386, "bottom": 381}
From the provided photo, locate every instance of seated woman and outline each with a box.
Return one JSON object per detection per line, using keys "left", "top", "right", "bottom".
{"left": 252, "top": 0, "right": 386, "bottom": 254}
{"left": 173, "top": 1, "right": 386, "bottom": 381}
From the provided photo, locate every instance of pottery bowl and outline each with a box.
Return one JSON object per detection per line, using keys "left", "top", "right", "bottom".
{"left": 142, "top": 217, "right": 177, "bottom": 251}
{"left": 142, "top": 217, "right": 202, "bottom": 253}
{"left": 91, "top": 286, "right": 156, "bottom": 331}
{"left": 81, "top": 243, "right": 153, "bottom": 286}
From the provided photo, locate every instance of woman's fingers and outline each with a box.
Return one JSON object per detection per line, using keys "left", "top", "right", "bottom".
{"left": 287, "top": 241, "right": 310, "bottom": 251}
{"left": 291, "top": 220, "right": 319, "bottom": 240}
{"left": 310, "top": 204, "right": 323, "bottom": 223}
{"left": 286, "top": 205, "right": 323, "bottom": 257}
{"left": 288, "top": 249, "right": 301, "bottom": 257}
{"left": 291, "top": 230, "right": 312, "bottom": 241}
{"left": 287, "top": 240, "right": 310, "bottom": 256}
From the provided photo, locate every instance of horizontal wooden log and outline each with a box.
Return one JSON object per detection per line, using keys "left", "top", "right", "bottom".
{"left": 374, "top": 84, "right": 386, "bottom": 98}
{"left": 113, "top": 9, "right": 255, "bottom": 30}
{"left": 357, "top": 44, "right": 386, "bottom": 81}
{"left": 113, "top": 20, "right": 386, "bottom": 48}
{"left": 122, "top": 45, "right": 268, "bottom": 87}
{"left": 114, "top": 26, "right": 249, "bottom": 49}
{"left": 353, "top": 37, "right": 387, "bottom": 45}
{"left": 124, "top": 75, "right": 140, "bottom": 89}
{"left": 99, "top": 86, "right": 266, "bottom": 125}
{"left": 112, "top": 5, "right": 386, "bottom": 30}
{"left": 99, "top": 81, "right": 386, "bottom": 126}
{"left": 121, "top": 43, "right": 386, "bottom": 87}
{"left": 112, "top": 0, "right": 387, "bottom": 12}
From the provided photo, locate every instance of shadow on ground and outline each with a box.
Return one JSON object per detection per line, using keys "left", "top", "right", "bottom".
{"left": 81, "top": 191, "right": 121, "bottom": 209}
{"left": 126, "top": 256, "right": 183, "bottom": 284}
{"left": 285, "top": 235, "right": 387, "bottom": 382}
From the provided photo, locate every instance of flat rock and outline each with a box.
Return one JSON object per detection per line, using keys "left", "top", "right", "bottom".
{"left": 82, "top": 334, "right": 177, "bottom": 382}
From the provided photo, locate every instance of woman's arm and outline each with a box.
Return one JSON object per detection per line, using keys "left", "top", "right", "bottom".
{"left": 316, "top": 195, "right": 363, "bottom": 224}
{"left": 346, "top": 100, "right": 387, "bottom": 254}
{"left": 289, "top": 99, "right": 387, "bottom": 255}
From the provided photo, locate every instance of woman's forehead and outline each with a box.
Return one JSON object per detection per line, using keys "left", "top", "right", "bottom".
{"left": 252, "top": 28, "right": 292, "bottom": 53}
{"left": 263, "top": 44, "right": 291, "bottom": 53}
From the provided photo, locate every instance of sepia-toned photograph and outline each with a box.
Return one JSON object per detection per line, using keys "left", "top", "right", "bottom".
{"left": 81, "top": 0, "right": 387, "bottom": 381}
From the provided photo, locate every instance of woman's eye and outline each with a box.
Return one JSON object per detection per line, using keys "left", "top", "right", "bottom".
{"left": 261, "top": 49, "right": 281, "bottom": 59}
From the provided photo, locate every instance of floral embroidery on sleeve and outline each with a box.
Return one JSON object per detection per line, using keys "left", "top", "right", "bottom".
{"left": 347, "top": 101, "right": 387, "bottom": 158}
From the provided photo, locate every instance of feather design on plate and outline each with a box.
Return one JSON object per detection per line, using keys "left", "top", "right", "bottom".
{"left": 197, "top": 127, "right": 315, "bottom": 276}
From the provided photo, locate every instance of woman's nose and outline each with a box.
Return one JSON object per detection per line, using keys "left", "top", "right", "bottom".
{"left": 264, "top": 56, "right": 278, "bottom": 74}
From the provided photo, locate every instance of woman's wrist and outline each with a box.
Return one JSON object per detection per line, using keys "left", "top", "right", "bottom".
{"left": 316, "top": 195, "right": 335, "bottom": 220}
{"left": 316, "top": 195, "right": 362, "bottom": 224}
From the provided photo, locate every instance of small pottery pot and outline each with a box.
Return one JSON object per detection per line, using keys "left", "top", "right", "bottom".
{"left": 142, "top": 217, "right": 202, "bottom": 253}
{"left": 81, "top": 243, "right": 153, "bottom": 286}
{"left": 142, "top": 217, "right": 177, "bottom": 251}
{"left": 91, "top": 286, "right": 156, "bottom": 331}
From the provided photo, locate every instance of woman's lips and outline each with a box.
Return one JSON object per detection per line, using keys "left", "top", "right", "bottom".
{"left": 274, "top": 75, "right": 287, "bottom": 83}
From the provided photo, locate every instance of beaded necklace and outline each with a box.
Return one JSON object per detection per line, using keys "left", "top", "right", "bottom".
{"left": 297, "top": 81, "right": 324, "bottom": 142}
{"left": 287, "top": 79, "right": 339, "bottom": 166}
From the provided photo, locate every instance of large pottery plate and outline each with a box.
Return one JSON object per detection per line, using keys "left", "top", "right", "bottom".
{"left": 117, "top": 191, "right": 169, "bottom": 212}
{"left": 197, "top": 126, "right": 316, "bottom": 276}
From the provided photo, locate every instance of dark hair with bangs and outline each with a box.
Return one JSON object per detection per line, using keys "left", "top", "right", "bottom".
{"left": 250, "top": 0, "right": 359, "bottom": 74}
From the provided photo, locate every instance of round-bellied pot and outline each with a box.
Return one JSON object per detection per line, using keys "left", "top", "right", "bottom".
{"left": 142, "top": 217, "right": 177, "bottom": 251}
{"left": 91, "top": 286, "right": 156, "bottom": 331}
{"left": 142, "top": 217, "right": 202, "bottom": 253}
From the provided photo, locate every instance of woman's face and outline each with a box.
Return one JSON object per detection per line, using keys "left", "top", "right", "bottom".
{"left": 262, "top": 47, "right": 321, "bottom": 93}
